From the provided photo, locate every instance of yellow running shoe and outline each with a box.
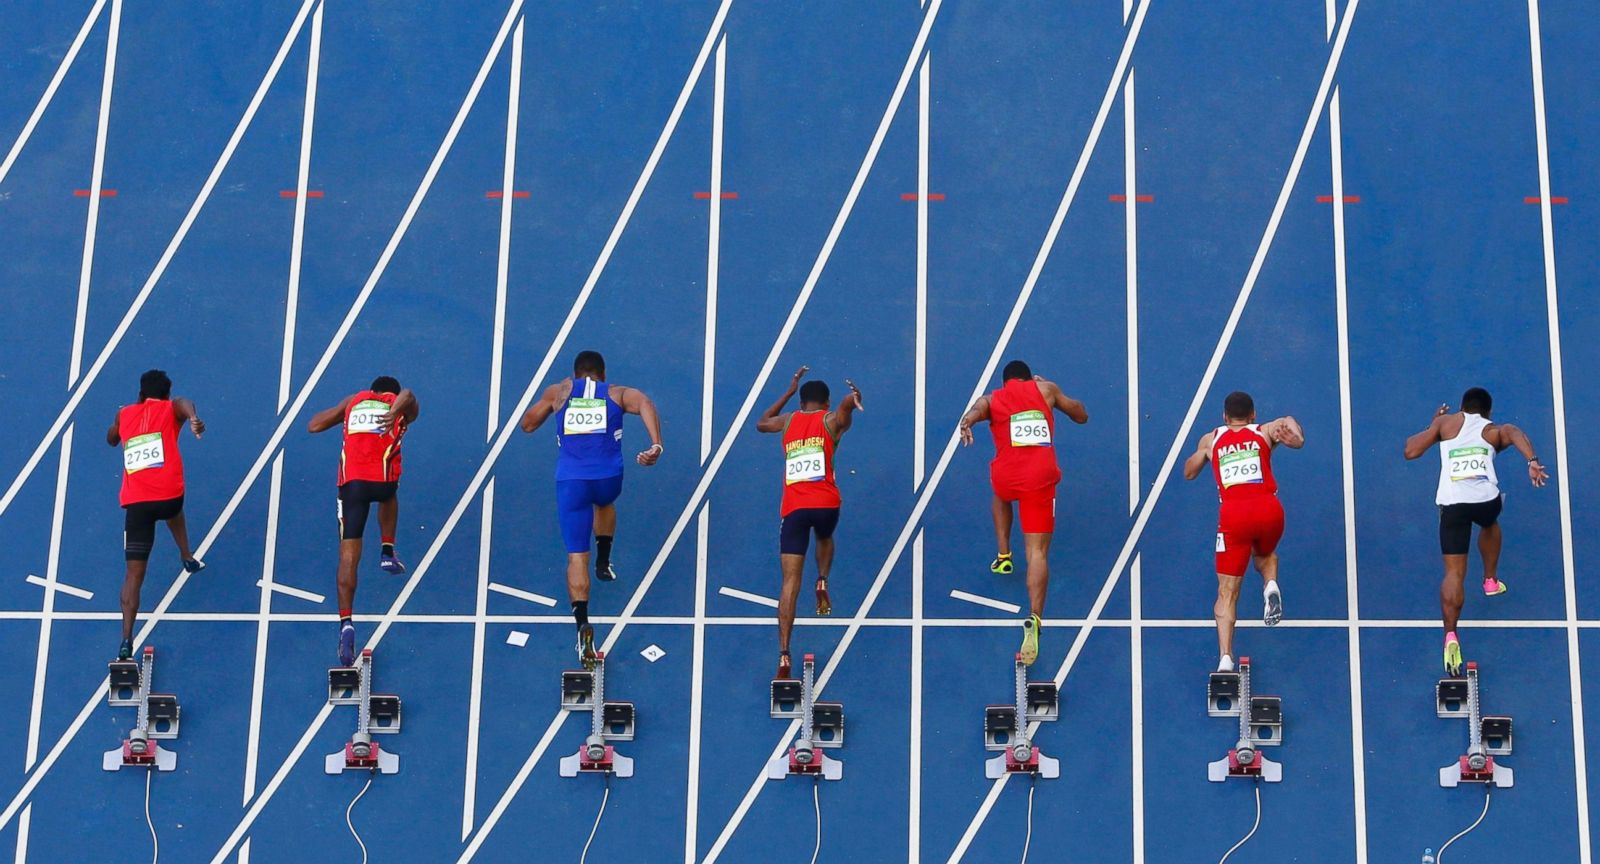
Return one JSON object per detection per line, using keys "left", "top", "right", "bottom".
{"left": 991, "top": 553, "right": 1014, "bottom": 575}
{"left": 1443, "top": 634, "right": 1463, "bottom": 676}
{"left": 1019, "top": 614, "right": 1042, "bottom": 665}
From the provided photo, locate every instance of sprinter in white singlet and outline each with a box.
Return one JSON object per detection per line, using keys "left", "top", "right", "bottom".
{"left": 1404, "top": 387, "right": 1548, "bottom": 674}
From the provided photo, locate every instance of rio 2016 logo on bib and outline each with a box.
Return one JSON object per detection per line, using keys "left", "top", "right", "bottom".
{"left": 347, "top": 399, "right": 390, "bottom": 435}
{"left": 564, "top": 398, "right": 608, "bottom": 435}
{"left": 1009, "top": 410, "right": 1051, "bottom": 447}
{"left": 123, "top": 432, "right": 165, "bottom": 474}
{"left": 1448, "top": 446, "right": 1491, "bottom": 482}
{"left": 1218, "top": 448, "right": 1263, "bottom": 487}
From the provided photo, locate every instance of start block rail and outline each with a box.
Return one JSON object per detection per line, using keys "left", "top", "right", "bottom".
{"left": 768, "top": 654, "right": 845, "bottom": 781}
{"left": 560, "top": 652, "right": 636, "bottom": 778}
{"left": 1437, "top": 661, "right": 1514, "bottom": 788}
{"left": 326, "top": 649, "right": 402, "bottom": 775}
{"left": 1207, "top": 657, "right": 1283, "bottom": 783}
{"left": 982, "top": 654, "right": 1060, "bottom": 780}
{"left": 103, "top": 646, "right": 180, "bottom": 772}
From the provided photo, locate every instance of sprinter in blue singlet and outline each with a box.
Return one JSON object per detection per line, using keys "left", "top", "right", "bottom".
{"left": 521, "top": 350, "right": 663, "bottom": 667}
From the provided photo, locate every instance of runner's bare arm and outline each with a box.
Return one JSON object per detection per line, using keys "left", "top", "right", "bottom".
{"left": 1260, "top": 415, "right": 1304, "bottom": 449}
{"left": 1487, "top": 422, "right": 1549, "bottom": 487}
{"left": 1040, "top": 380, "right": 1088, "bottom": 425}
{"left": 958, "top": 396, "right": 991, "bottom": 447}
{"left": 826, "top": 379, "right": 864, "bottom": 438}
{"left": 306, "top": 396, "right": 353, "bottom": 434}
{"left": 172, "top": 397, "right": 205, "bottom": 438}
{"left": 519, "top": 382, "right": 567, "bottom": 433}
{"left": 1403, "top": 404, "right": 1451, "bottom": 460}
{"left": 615, "top": 385, "right": 664, "bottom": 465}
{"left": 106, "top": 410, "right": 121, "bottom": 446}
{"left": 756, "top": 365, "right": 808, "bottom": 433}
{"left": 379, "top": 388, "right": 419, "bottom": 431}
{"left": 1183, "top": 431, "right": 1216, "bottom": 480}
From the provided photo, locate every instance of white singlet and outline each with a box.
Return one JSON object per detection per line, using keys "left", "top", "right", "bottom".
{"left": 1436, "top": 413, "right": 1500, "bottom": 506}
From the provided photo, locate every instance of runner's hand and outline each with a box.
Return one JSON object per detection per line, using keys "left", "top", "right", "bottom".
{"left": 1528, "top": 460, "right": 1549, "bottom": 487}
{"left": 959, "top": 422, "right": 974, "bottom": 447}
{"left": 845, "top": 378, "right": 864, "bottom": 411}
{"left": 1435, "top": 403, "right": 1450, "bottom": 418}
{"left": 790, "top": 365, "right": 809, "bottom": 390}
{"left": 189, "top": 417, "right": 205, "bottom": 438}
{"left": 636, "top": 443, "right": 663, "bottom": 466}
{"left": 377, "top": 409, "right": 405, "bottom": 433}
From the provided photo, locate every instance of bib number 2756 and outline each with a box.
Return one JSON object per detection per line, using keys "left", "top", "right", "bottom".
{"left": 123, "top": 432, "right": 165, "bottom": 474}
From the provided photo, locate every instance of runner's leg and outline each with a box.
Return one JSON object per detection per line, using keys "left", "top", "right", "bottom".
{"left": 120, "top": 560, "right": 147, "bottom": 642}
{"left": 778, "top": 553, "right": 804, "bottom": 655}
{"left": 1479, "top": 522, "right": 1502, "bottom": 585}
{"left": 166, "top": 511, "right": 194, "bottom": 561}
{"left": 991, "top": 494, "right": 1013, "bottom": 558}
{"left": 1214, "top": 573, "right": 1242, "bottom": 659}
{"left": 1440, "top": 553, "right": 1468, "bottom": 633}
{"left": 1022, "top": 532, "right": 1051, "bottom": 618}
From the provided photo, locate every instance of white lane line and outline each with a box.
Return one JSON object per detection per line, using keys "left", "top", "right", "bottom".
{"left": 946, "top": 2, "right": 1363, "bottom": 857}
{"left": 69, "top": 0, "right": 121, "bottom": 384}
{"left": 464, "top": 3, "right": 948, "bottom": 852}
{"left": 718, "top": 586, "right": 779, "bottom": 609}
{"left": 254, "top": 578, "right": 324, "bottom": 605}
{"left": 909, "top": 31, "right": 930, "bottom": 864}
{"left": 948, "top": 590, "right": 1020, "bottom": 615}
{"left": 463, "top": 16, "right": 523, "bottom": 840}
{"left": 685, "top": 33, "right": 727, "bottom": 864}
{"left": 1526, "top": 2, "right": 1588, "bottom": 858}
{"left": 486, "top": 581, "right": 558, "bottom": 607}
{"left": 703, "top": 3, "right": 1149, "bottom": 857}
{"left": 243, "top": 9, "right": 321, "bottom": 851}
{"left": 1326, "top": 12, "right": 1368, "bottom": 858}
{"left": 0, "top": 0, "right": 108, "bottom": 186}
{"left": 0, "top": 0, "right": 320, "bottom": 522}
{"left": 0, "top": 0, "right": 513, "bottom": 838}
{"left": 1122, "top": 45, "right": 1145, "bottom": 863}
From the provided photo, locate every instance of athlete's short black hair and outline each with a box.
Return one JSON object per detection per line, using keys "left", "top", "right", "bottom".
{"left": 1461, "top": 387, "right": 1492, "bottom": 416}
{"left": 799, "top": 380, "right": 830, "bottom": 406}
{"left": 1002, "top": 360, "right": 1032, "bottom": 382}
{"left": 139, "top": 369, "right": 172, "bottom": 401}
{"left": 370, "top": 376, "right": 401, "bottom": 394}
{"left": 1223, "top": 391, "right": 1255, "bottom": 420}
{"left": 574, "top": 350, "right": 606, "bottom": 378}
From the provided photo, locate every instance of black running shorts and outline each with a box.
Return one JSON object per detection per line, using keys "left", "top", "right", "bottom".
{"left": 124, "top": 496, "right": 184, "bottom": 562}
{"left": 1438, "top": 496, "right": 1503, "bottom": 556}
{"left": 338, "top": 480, "right": 397, "bottom": 541}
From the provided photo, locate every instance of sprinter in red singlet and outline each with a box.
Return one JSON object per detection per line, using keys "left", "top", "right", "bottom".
{"left": 1183, "top": 391, "right": 1303, "bottom": 672}
{"left": 107, "top": 370, "right": 207, "bottom": 660}
{"left": 959, "top": 360, "right": 1088, "bottom": 665}
{"left": 308, "top": 376, "right": 418, "bottom": 666}
{"left": 756, "top": 366, "right": 862, "bottom": 679}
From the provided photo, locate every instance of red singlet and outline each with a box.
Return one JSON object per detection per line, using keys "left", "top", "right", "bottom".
{"left": 780, "top": 410, "right": 840, "bottom": 516}
{"left": 339, "top": 390, "right": 405, "bottom": 484}
{"left": 987, "top": 378, "right": 1061, "bottom": 494}
{"left": 1210, "top": 424, "right": 1284, "bottom": 577}
{"left": 118, "top": 400, "right": 185, "bottom": 506}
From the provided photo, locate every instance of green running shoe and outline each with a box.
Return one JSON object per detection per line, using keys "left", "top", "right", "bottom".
{"left": 990, "top": 554, "right": 1014, "bottom": 575}
{"left": 1444, "top": 634, "right": 1463, "bottom": 676}
{"left": 1019, "top": 614, "right": 1041, "bottom": 666}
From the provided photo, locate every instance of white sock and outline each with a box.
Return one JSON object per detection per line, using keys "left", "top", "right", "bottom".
{"left": 1218, "top": 654, "right": 1235, "bottom": 673}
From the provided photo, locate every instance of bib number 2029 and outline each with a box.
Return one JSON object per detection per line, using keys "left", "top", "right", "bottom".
{"left": 564, "top": 398, "right": 608, "bottom": 435}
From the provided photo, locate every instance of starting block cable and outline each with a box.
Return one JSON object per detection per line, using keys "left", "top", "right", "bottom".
{"left": 579, "top": 772, "right": 612, "bottom": 864}
{"left": 1435, "top": 786, "right": 1491, "bottom": 863}
{"left": 1216, "top": 779, "right": 1262, "bottom": 864}
{"left": 810, "top": 776, "right": 823, "bottom": 864}
{"left": 144, "top": 768, "right": 159, "bottom": 864}
{"left": 344, "top": 773, "right": 374, "bottom": 864}
{"left": 1019, "top": 774, "right": 1036, "bottom": 864}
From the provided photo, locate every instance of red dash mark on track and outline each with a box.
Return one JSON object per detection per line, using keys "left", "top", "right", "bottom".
{"left": 1315, "top": 195, "right": 1360, "bottom": 203}
{"left": 280, "top": 190, "right": 325, "bottom": 198}
{"left": 1107, "top": 194, "right": 1153, "bottom": 203}
{"left": 1525, "top": 196, "right": 1568, "bottom": 204}
{"left": 900, "top": 193, "right": 946, "bottom": 201}
{"left": 485, "top": 191, "right": 531, "bottom": 199}
{"left": 73, "top": 189, "right": 116, "bottom": 197}
{"left": 694, "top": 191, "right": 738, "bottom": 200}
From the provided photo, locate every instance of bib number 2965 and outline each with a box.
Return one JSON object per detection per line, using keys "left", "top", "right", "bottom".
{"left": 1009, "top": 410, "right": 1051, "bottom": 447}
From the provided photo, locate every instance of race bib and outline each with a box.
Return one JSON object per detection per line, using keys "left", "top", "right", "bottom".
{"left": 1218, "top": 448, "right": 1264, "bottom": 487}
{"left": 785, "top": 445, "right": 827, "bottom": 485}
{"left": 1449, "top": 446, "right": 1491, "bottom": 481}
{"left": 1216, "top": 532, "right": 1227, "bottom": 552}
{"left": 123, "top": 432, "right": 165, "bottom": 474}
{"left": 1008, "top": 410, "right": 1051, "bottom": 447}
{"left": 347, "top": 399, "right": 390, "bottom": 434}
{"left": 563, "top": 397, "right": 608, "bottom": 435}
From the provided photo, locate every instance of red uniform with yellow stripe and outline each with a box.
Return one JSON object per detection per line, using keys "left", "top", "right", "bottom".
{"left": 1209, "top": 424, "right": 1284, "bottom": 578}
{"left": 339, "top": 390, "right": 404, "bottom": 485}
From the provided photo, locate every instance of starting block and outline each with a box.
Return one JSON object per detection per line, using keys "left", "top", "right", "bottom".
{"left": 325, "top": 649, "right": 402, "bottom": 775}
{"left": 1207, "top": 657, "right": 1283, "bottom": 783}
{"left": 103, "top": 646, "right": 180, "bottom": 772}
{"left": 559, "top": 652, "right": 636, "bottom": 778}
{"left": 982, "top": 654, "right": 1060, "bottom": 780}
{"left": 1438, "top": 662, "right": 1514, "bottom": 788}
{"left": 767, "top": 654, "right": 845, "bottom": 781}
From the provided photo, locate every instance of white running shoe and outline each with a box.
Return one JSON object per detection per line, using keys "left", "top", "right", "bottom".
{"left": 1263, "top": 580, "right": 1283, "bottom": 627}
{"left": 1218, "top": 654, "right": 1235, "bottom": 673}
